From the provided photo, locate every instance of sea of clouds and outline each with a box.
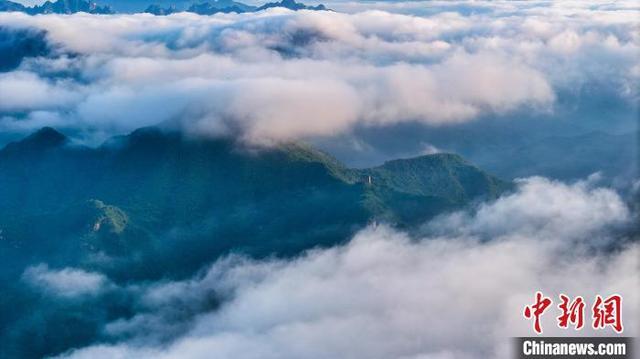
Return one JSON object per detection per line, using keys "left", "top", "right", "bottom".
{"left": 1, "top": 2, "right": 638, "bottom": 358}
{"left": 0, "top": 1, "right": 637, "bottom": 145}
{"left": 25, "top": 176, "right": 634, "bottom": 359}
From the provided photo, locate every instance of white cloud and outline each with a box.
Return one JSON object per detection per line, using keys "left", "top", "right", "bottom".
{"left": 22, "top": 264, "right": 110, "bottom": 298}
{"left": 427, "top": 176, "right": 630, "bottom": 242}
{"left": 58, "top": 177, "right": 638, "bottom": 358}
{"left": 0, "top": 3, "right": 636, "bottom": 357}
{"left": 0, "top": 1, "right": 636, "bottom": 143}
{"left": 0, "top": 71, "right": 80, "bottom": 112}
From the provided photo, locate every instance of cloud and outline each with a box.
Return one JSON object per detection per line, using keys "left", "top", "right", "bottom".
{"left": 0, "top": 71, "right": 80, "bottom": 112}
{"left": 0, "top": 1, "right": 635, "bottom": 144}
{"left": 426, "top": 176, "right": 630, "bottom": 242}
{"left": 0, "top": 25, "right": 50, "bottom": 72}
{"left": 58, "top": 177, "right": 638, "bottom": 358}
{"left": 22, "top": 264, "right": 111, "bottom": 298}
{"left": 0, "top": 3, "right": 636, "bottom": 357}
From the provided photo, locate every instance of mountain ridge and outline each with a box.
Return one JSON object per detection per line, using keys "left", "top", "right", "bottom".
{"left": 0, "top": 0, "right": 329, "bottom": 15}
{"left": 0, "top": 126, "right": 510, "bottom": 282}
{"left": 0, "top": 126, "right": 511, "bottom": 358}
{"left": 0, "top": 126, "right": 507, "bottom": 203}
{"left": 0, "top": 0, "right": 115, "bottom": 14}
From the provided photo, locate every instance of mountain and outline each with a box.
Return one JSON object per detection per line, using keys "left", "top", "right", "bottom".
{"left": 185, "top": 0, "right": 326, "bottom": 15}
{"left": 0, "top": 126, "right": 509, "bottom": 358}
{"left": 0, "top": 0, "right": 115, "bottom": 14}
{"left": 356, "top": 153, "right": 506, "bottom": 223}
{"left": 144, "top": 3, "right": 178, "bottom": 14}
{"left": 187, "top": 0, "right": 256, "bottom": 14}
{"left": 473, "top": 131, "right": 637, "bottom": 181}
{"left": 0, "top": 0, "right": 25, "bottom": 12}
{"left": 257, "top": 0, "right": 326, "bottom": 11}
{"left": 1, "top": 126, "right": 68, "bottom": 152}
{"left": 0, "top": 0, "right": 327, "bottom": 15}
{"left": 0, "top": 127, "right": 508, "bottom": 281}
{"left": 186, "top": 1, "right": 253, "bottom": 14}
{"left": 33, "top": 0, "right": 114, "bottom": 14}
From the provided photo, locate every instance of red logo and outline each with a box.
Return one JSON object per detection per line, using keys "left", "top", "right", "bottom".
{"left": 557, "top": 294, "right": 585, "bottom": 330}
{"left": 523, "top": 293, "right": 623, "bottom": 334}
{"left": 523, "top": 291, "right": 552, "bottom": 334}
{"left": 592, "top": 294, "right": 623, "bottom": 333}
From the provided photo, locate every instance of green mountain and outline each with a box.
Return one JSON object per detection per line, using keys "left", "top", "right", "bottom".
{"left": 0, "top": 127, "right": 509, "bottom": 281}
{"left": 0, "top": 126, "right": 510, "bottom": 358}
{"left": 355, "top": 153, "right": 507, "bottom": 224}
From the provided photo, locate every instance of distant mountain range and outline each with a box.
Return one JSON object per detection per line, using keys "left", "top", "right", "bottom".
{"left": 0, "top": 0, "right": 328, "bottom": 15}
{"left": 148, "top": 0, "right": 329, "bottom": 15}
{"left": 473, "top": 131, "right": 637, "bottom": 181}
{"left": 0, "top": 0, "right": 114, "bottom": 14}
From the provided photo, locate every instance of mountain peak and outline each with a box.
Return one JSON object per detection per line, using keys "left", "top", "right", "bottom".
{"left": 32, "top": 126, "right": 66, "bottom": 140}
{"left": 0, "top": 0, "right": 25, "bottom": 12}
{"left": 359, "top": 151, "right": 510, "bottom": 203}
{"left": 24, "top": 0, "right": 114, "bottom": 14}
{"left": 1, "top": 0, "right": 327, "bottom": 15}
{"left": 23, "top": 127, "right": 68, "bottom": 147}
{"left": 144, "top": 3, "right": 177, "bottom": 15}
{"left": 257, "top": 0, "right": 328, "bottom": 11}
{"left": 1, "top": 127, "right": 68, "bottom": 154}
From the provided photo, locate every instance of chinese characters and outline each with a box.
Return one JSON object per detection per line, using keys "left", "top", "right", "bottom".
{"left": 523, "top": 293, "right": 623, "bottom": 334}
